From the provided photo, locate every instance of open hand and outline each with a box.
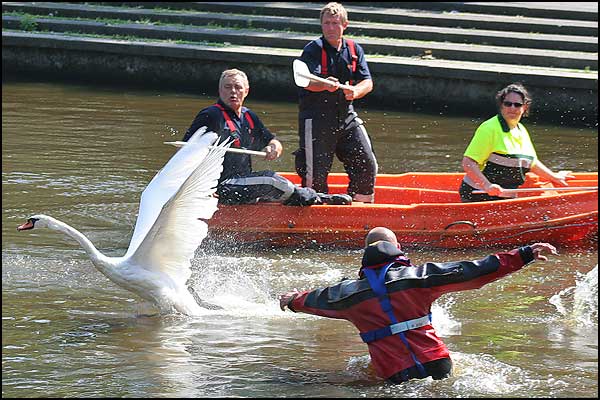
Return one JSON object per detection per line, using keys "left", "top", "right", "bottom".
{"left": 279, "top": 289, "right": 300, "bottom": 311}
{"left": 530, "top": 242, "right": 558, "bottom": 261}
{"left": 552, "top": 170, "right": 576, "bottom": 187}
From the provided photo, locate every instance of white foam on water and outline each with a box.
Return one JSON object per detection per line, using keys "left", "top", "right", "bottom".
{"left": 345, "top": 354, "right": 375, "bottom": 381}
{"left": 188, "top": 253, "right": 335, "bottom": 318}
{"left": 451, "top": 352, "right": 525, "bottom": 394}
{"left": 431, "top": 296, "right": 462, "bottom": 336}
{"left": 573, "top": 265, "right": 598, "bottom": 325}
{"left": 549, "top": 264, "right": 598, "bottom": 326}
{"left": 344, "top": 351, "right": 557, "bottom": 397}
{"left": 187, "top": 255, "right": 278, "bottom": 317}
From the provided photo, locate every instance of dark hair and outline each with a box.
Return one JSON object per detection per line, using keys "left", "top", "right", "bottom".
{"left": 495, "top": 83, "right": 532, "bottom": 117}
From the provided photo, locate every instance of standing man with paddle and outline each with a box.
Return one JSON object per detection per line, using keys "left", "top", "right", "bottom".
{"left": 294, "top": 2, "right": 378, "bottom": 203}
{"left": 183, "top": 68, "right": 352, "bottom": 206}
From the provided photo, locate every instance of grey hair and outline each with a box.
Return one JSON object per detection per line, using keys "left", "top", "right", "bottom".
{"left": 219, "top": 69, "right": 249, "bottom": 89}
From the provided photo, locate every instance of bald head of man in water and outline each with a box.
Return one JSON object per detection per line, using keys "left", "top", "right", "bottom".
{"left": 365, "top": 227, "right": 399, "bottom": 247}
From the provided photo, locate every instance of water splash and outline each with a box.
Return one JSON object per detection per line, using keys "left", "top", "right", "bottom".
{"left": 449, "top": 352, "right": 551, "bottom": 396}
{"left": 349, "top": 351, "right": 558, "bottom": 397}
{"left": 549, "top": 264, "right": 598, "bottom": 326}
{"left": 162, "top": 124, "right": 180, "bottom": 137}
{"left": 189, "top": 254, "right": 281, "bottom": 317}
{"left": 188, "top": 253, "right": 469, "bottom": 330}
{"left": 345, "top": 354, "right": 375, "bottom": 381}
{"left": 432, "top": 296, "right": 462, "bottom": 336}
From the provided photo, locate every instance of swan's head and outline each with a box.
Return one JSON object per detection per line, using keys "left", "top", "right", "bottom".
{"left": 17, "top": 214, "right": 52, "bottom": 231}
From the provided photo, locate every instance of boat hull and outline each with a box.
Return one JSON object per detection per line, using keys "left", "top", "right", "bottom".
{"left": 208, "top": 172, "right": 598, "bottom": 249}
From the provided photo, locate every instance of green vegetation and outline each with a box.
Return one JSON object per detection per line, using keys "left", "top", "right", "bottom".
{"left": 18, "top": 14, "right": 38, "bottom": 31}
{"left": 2, "top": 28, "right": 227, "bottom": 48}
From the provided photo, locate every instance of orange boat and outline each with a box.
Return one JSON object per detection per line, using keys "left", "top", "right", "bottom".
{"left": 208, "top": 172, "right": 598, "bottom": 249}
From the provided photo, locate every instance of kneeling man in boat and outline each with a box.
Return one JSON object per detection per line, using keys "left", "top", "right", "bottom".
{"left": 279, "top": 226, "right": 557, "bottom": 384}
{"left": 183, "top": 68, "right": 352, "bottom": 206}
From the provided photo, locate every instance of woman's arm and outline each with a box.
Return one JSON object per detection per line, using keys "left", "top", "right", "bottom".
{"left": 530, "top": 161, "right": 574, "bottom": 187}
{"left": 462, "top": 156, "right": 505, "bottom": 196}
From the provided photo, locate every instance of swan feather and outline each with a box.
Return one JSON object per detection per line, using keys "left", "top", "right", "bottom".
{"left": 128, "top": 131, "right": 229, "bottom": 285}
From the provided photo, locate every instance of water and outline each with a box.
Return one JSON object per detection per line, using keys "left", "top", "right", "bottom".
{"left": 2, "top": 81, "right": 598, "bottom": 397}
{"left": 550, "top": 265, "right": 598, "bottom": 327}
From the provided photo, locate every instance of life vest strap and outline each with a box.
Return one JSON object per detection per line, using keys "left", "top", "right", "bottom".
{"left": 214, "top": 103, "right": 255, "bottom": 132}
{"left": 346, "top": 38, "right": 357, "bottom": 85}
{"left": 360, "top": 314, "right": 432, "bottom": 343}
{"left": 318, "top": 38, "right": 357, "bottom": 84}
{"left": 362, "top": 263, "right": 430, "bottom": 378}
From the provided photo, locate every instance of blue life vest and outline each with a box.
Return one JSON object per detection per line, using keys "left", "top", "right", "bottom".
{"left": 361, "top": 262, "right": 432, "bottom": 378}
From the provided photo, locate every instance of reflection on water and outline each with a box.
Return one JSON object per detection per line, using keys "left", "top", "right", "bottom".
{"left": 2, "top": 81, "right": 598, "bottom": 397}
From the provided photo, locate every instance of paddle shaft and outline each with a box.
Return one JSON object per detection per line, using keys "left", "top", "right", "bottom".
{"left": 164, "top": 141, "right": 267, "bottom": 157}
{"left": 472, "top": 186, "right": 598, "bottom": 194}
{"left": 296, "top": 70, "right": 353, "bottom": 91}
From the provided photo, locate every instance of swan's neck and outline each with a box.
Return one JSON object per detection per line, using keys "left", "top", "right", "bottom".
{"left": 46, "top": 218, "right": 112, "bottom": 267}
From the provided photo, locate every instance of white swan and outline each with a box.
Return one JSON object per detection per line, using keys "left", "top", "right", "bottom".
{"left": 17, "top": 127, "right": 229, "bottom": 316}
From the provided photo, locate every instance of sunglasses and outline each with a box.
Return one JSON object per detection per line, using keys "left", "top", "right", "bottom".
{"left": 502, "top": 101, "right": 524, "bottom": 108}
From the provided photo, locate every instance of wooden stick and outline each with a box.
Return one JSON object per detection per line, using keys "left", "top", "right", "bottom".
{"left": 296, "top": 71, "right": 353, "bottom": 91}
{"left": 472, "top": 186, "right": 598, "bottom": 194}
{"left": 164, "top": 141, "right": 188, "bottom": 148}
{"left": 164, "top": 141, "right": 267, "bottom": 157}
{"left": 293, "top": 59, "right": 353, "bottom": 90}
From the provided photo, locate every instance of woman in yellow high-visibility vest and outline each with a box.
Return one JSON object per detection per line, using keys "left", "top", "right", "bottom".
{"left": 459, "top": 83, "right": 573, "bottom": 202}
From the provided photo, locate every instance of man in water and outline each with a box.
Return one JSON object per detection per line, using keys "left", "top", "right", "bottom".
{"left": 279, "top": 226, "right": 557, "bottom": 384}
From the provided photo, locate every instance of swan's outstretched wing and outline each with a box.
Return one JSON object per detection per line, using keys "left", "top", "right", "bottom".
{"left": 125, "top": 127, "right": 217, "bottom": 259}
{"left": 125, "top": 128, "right": 228, "bottom": 285}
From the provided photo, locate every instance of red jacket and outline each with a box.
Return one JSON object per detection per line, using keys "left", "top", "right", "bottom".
{"left": 288, "top": 243, "right": 535, "bottom": 380}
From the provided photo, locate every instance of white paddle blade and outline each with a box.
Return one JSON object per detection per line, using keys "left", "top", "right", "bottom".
{"left": 293, "top": 59, "right": 311, "bottom": 88}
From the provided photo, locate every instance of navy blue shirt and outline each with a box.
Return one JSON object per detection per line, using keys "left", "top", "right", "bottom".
{"left": 298, "top": 36, "right": 372, "bottom": 116}
{"left": 183, "top": 99, "right": 275, "bottom": 181}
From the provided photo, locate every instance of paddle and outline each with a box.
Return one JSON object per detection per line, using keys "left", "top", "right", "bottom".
{"left": 164, "top": 141, "right": 267, "bottom": 157}
{"left": 293, "top": 59, "right": 353, "bottom": 91}
{"left": 472, "top": 186, "right": 598, "bottom": 194}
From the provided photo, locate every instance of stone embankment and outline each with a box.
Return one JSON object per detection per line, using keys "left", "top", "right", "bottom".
{"left": 2, "top": 2, "right": 598, "bottom": 126}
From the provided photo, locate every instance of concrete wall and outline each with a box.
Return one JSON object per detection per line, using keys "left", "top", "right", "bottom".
{"left": 3, "top": 33, "right": 597, "bottom": 127}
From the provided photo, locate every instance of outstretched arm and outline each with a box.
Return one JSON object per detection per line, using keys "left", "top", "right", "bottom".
{"left": 278, "top": 286, "right": 352, "bottom": 320}
{"left": 424, "top": 242, "right": 559, "bottom": 296}
{"left": 530, "top": 162, "right": 575, "bottom": 187}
